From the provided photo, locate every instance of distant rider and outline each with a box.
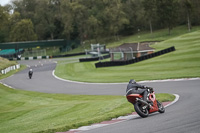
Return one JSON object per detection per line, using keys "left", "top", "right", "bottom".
{"left": 29, "top": 69, "right": 33, "bottom": 79}
{"left": 126, "top": 79, "right": 151, "bottom": 103}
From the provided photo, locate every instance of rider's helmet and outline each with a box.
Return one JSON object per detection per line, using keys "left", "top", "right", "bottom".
{"left": 129, "top": 79, "right": 136, "bottom": 84}
{"left": 30, "top": 69, "right": 32, "bottom": 72}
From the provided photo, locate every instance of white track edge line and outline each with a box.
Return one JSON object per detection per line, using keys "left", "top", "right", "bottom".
{"left": 164, "top": 94, "right": 179, "bottom": 108}
{"left": 52, "top": 70, "right": 200, "bottom": 85}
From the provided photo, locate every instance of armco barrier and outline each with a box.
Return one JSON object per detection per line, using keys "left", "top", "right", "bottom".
{"left": 95, "top": 46, "right": 175, "bottom": 68}
{"left": 9, "top": 56, "right": 49, "bottom": 61}
{"left": 1, "top": 64, "right": 20, "bottom": 75}
{"left": 8, "top": 52, "right": 86, "bottom": 60}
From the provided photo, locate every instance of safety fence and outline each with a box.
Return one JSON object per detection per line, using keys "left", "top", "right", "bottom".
{"left": 9, "top": 56, "right": 49, "bottom": 61}
{"left": 95, "top": 46, "right": 175, "bottom": 68}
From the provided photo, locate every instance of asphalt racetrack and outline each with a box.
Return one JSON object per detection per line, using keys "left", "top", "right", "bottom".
{"left": 1, "top": 59, "right": 200, "bottom": 133}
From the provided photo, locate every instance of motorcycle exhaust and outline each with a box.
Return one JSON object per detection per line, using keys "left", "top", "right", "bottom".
{"left": 136, "top": 98, "right": 150, "bottom": 107}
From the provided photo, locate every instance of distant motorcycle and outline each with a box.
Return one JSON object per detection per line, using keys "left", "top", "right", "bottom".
{"left": 126, "top": 87, "right": 165, "bottom": 118}
{"left": 28, "top": 69, "right": 33, "bottom": 79}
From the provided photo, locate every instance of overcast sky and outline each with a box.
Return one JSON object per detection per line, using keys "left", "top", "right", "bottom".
{"left": 0, "top": 0, "right": 11, "bottom": 6}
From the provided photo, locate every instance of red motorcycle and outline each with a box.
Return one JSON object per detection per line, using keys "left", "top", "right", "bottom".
{"left": 126, "top": 87, "right": 165, "bottom": 118}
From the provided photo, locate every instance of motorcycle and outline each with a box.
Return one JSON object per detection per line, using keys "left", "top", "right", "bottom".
{"left": 28, "top": 69, "right": 33, "bottom": 79}
{"left": 126, "top": 87, "right": 165, "bottom": 118}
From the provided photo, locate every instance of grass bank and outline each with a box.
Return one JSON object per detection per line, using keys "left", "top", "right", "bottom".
{"left": 0, "top": 84, "right": 175, "bottom": 133}
{"left": 66, "top": 25, "right": 200, "bottom": 54}
{"left": 0, "top": 57, "right": 17, "bottom": 70}
{"left": 107, "top": 25, "right": 200, "bottom": 48}
{"left": 0, "top": 57, "right": 26, "bottom": 80}
{"left": 55, "top": 30, "right": 200, "bottom": 83}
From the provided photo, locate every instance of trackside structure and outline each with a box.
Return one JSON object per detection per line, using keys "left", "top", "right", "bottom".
{"left": 0, "top": 39, "right": 80, "bottom": 60}
{"left": 95, "top": 46, "right": 175, "bottom": 68}
{"left": 109, "top": 43, "right": 154, "bottom": 61}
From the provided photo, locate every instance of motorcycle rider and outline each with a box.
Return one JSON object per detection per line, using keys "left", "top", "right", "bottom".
{"left": 126, "top": 79, "right": 151, "bottom": 103}
{"left": 28, "top": 69, "right": 33, "bottom": 79}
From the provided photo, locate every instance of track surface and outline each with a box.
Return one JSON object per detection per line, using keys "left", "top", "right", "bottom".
{"left": 1, "top": 59, "right": 200, "bottom": 133}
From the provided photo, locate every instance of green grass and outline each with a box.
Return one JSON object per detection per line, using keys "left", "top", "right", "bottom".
{"left": 66, "top": 25, "right": 200, "bottom": 54}
{"left": 0, "top": 57, "right": 17, "bottom": 70}
{"left": 0, "top": 57, "right": 27, "bottom": 80}
{"left": 0, "top": 84, "right": 175, "bottom": 133}
{"left": 107, "top": 25, "right": 200, "bottom": 48}
{"left": 1, "top": 26, "right": 196, "bottom": 132}
{"left": 55, "top": 29, "right": 200, "bottom": 83}
{"left": 0, "top": 65, "right": 26, "bottom": 80}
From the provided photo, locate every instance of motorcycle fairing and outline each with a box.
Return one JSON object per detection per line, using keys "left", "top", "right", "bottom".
{"left": 148, "top": 92, "right": 159, "bottom": 113}
{"left": 126, "top": 94, "right": 143, "bottom": 104}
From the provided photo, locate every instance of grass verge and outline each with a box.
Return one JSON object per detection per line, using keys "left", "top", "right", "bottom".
{"left": 55, "top": 30, "right": 200, "bottom": 83}
{"left": 0, "top": 57, "right": 17, "bottom": 70}
{"left": 0, "top": 65, "right": 26, "bottom": 80}
{"left": 0, "top": 57, "right": 27, "bottom": 80}
{"left": 0, "top": 84, "right": 175, "bottom": 133}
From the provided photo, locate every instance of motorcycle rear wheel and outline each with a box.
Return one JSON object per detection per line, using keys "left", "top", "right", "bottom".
{"left": 134, "top": 102, "right": 149, "bottom": 118}
{"left": 157, "top": 100, "right": 165, "bottom": 113}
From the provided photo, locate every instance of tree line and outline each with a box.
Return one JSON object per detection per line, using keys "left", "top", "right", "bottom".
{"left": 0, "top": 0, "right": 200, "bottom": 44}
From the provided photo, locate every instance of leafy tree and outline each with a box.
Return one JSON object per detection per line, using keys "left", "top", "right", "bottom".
{"left": 10, "top": 19, "right": 37, "bottom": 42}
{"left": 103, "top": 0, "right": 129, "bottom": 40}
{"left": 182, "top": 0, "right": 193, "bottom": 32}
{"left": 121, "top": 0, "right": 145, "bottom": 35}
{"left": 0, "top": 6, "right": 10, "bottom": 42}
{"left": 34, "top": 0, "right": 61, "bottom": 40}
{"left": 191, "top": 0, "right": 200, "bottom": 25}
{"left": 0, "top": 6, "right": 7, "bottom": 30}
{"left": 1, "top": 0, "right": 199, "bottom": 46}
{"left": 143, "top": 0, "right": 157, "bottom": 34}
{"left": 156, "top": 0, "right": 179, "bottom": 35}
{"left": 71, "top": 1, "right": 88, "bottom": 45}
{"left": 178, "top": 0, "right": 193, "bottom": 31}
{"left": 60, "top": 1, "right": 74, "bottom": 40}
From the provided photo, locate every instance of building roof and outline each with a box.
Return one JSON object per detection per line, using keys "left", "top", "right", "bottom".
{"left": 110, "top": 42, "right": 154, "bottom": 53}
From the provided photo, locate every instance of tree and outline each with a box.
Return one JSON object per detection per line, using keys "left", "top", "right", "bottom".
{"left": 10, "top": 19, "right": 37, "bottom": 42}
{"left": 191, "top": 0, "right": 200, "bottom": 25}
{"left": 60, "top": 1, "right": 74, "bottom": 40}
{"left": 34, "top": 0, "right": 62, "bottom": 40}
{"left": 0, "top": 6, "right": 7, "bottom": 30}
{"left": 11, "top": 0, "right": 37, "bottom": 23}
{"left": 97, "top": 0, "right": 129, "bottom": 40}
{"left": 2, "top": 0, "right": 199, "bottom": 46}
{"left": 0, "top": 5, "right": 10, "bottom": 42}
{"left": 86, "top": 15, "right": 101, "bottom": 43}
{"left": 71, "top": 1, "right": 88, "bottom": 47}
{"left": 156, "top": 0, "right": 179, "bottom": 35}
{"left": 108, "top": 0, "right": 129, "bottom": 40}
{"left": 121, "top": 0, "right": 146, "bottom": 35}
{"left": 182, "top": 0, "right": 193, "bottom": 32}
{"left": 143, "top": 0, "right": 157, "bottom": 34}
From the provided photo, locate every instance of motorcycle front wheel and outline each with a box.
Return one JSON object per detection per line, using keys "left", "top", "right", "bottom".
{"left": 134, "top": 102, "right": 149, "bottom": 118}
{"left": 157, "top": 100, "right": 165, "bottom": 113}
